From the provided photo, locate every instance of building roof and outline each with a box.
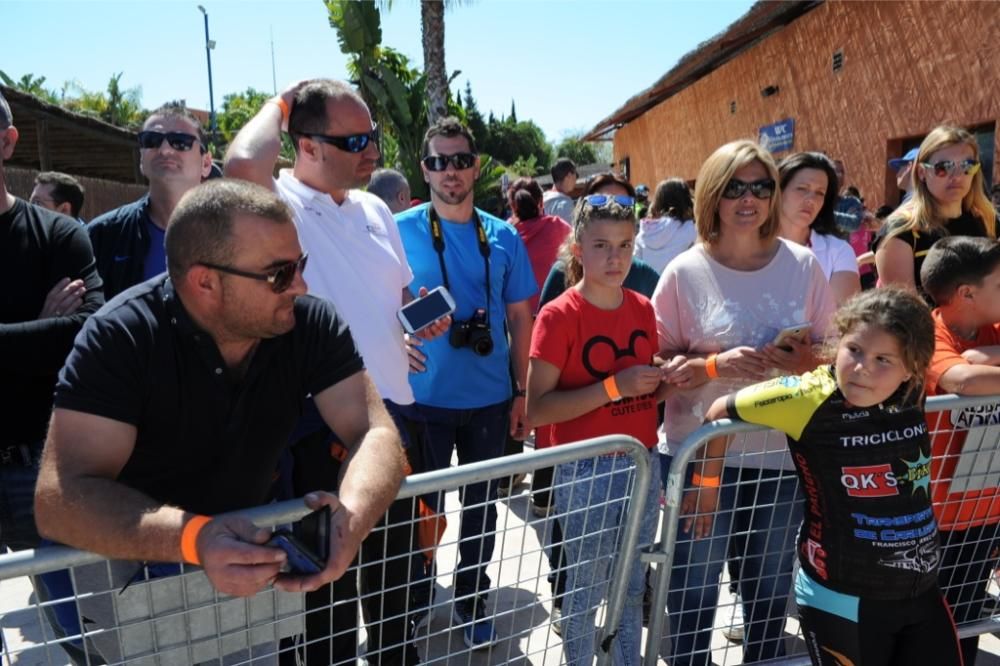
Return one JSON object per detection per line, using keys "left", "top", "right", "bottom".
{"left": 582, "top": 0, "right": 822, "bottom": 142}
{"left": 1, "top": 84, "right": 142, "bottom": 183}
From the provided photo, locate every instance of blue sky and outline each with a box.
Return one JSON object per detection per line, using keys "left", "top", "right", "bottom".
{"left": 5, "top": 0, "right": 754, "bottom": 142}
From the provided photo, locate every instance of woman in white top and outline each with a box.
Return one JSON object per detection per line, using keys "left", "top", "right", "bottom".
{"left": 652, "top": 140, "right": 836, "bottom": 666}
{"left": 635, "top": 178, "right": 697, "bottom": 273}
{"left": 777, "top": 152, "right": 861, "bottom": 306}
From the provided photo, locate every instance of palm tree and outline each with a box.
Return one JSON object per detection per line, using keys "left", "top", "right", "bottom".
{"left": 0, "top": 71, "right": 59, "bottom": 104}
{"left": 421, "top": 1, "right": 448, "bottom": 124}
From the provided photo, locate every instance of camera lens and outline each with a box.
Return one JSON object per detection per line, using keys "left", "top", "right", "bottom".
{"left": 472, "top": 334, "right": 493, "bottom": 356}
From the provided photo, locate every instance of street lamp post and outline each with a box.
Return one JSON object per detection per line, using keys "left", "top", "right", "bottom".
{"left": 196, "top": 5, "right": 217, "bottom": 141}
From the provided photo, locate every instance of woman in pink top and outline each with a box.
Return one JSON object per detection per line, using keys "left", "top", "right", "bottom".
{"left": 652, "top": 140, "right": 836, "bottom": 665}
{"left": 507, "top": 178, "right": 572, "bottom": 313}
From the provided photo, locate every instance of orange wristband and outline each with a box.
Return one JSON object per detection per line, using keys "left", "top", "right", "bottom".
{"left": 692, "top": 472, "right": 721, "bottom": 488}
{"left": 603, "top": 375, "right": 623, "bottom": 402}
{"left": 180, "top": 515, "right": 211, "bottom": 565}
{"left": 268, "top": 97, "right": 290, "bottom": 123}
{"left": 705, "top": 353, "right": 719, "bottom": 379}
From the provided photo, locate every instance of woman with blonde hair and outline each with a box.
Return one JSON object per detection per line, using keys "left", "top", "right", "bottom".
{"left": 652, "top": 139, "right": 836, "bottom": 665}
{"left": 875, "top": 125, "right": 996, "bottom": 300}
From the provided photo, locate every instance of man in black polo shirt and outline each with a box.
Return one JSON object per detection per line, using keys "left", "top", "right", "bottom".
{"left": 35, "top": 179, "right": 404, "bottom": 662}
{"left": 88, "top": 101, "right": 213, "bottom": 299}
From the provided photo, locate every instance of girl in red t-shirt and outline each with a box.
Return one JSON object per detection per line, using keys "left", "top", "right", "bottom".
{"left": 526, "top": 193, "right": 688, "bottom": 665}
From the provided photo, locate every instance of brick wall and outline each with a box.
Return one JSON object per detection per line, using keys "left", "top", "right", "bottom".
{"left": 613, "top": 1, "right": 1000, "bottom": 208}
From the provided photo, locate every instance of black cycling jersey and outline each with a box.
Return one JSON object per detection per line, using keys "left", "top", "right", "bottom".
{"left": 727, "top": 365, "right": 939, "bottom": 600}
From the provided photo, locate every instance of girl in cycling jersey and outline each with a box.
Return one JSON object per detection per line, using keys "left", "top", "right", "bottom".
{"left": 683, "top": 287, "right": 961, "bottom": 666}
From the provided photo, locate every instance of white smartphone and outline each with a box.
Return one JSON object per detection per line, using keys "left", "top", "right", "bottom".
{"left": 398, "top": 286, "right": 456, "bottom": 334}
{"left": 772, "top": 322, "right": 811, "bottom": 351}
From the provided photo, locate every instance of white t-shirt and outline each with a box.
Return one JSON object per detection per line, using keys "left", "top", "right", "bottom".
{"left": 652, "top": 239, "right": 836, "bottom": 469}
{"left": 635, "top": 216, "right": 698, "bottom": 274}
{"left": 542, "top": 190, "right": 574, "bottom": 223}
{"left": 809, "top": 230, "right": 859, "bottom": 280}
{"left": 276, "top": 170, "right": 415, "bottom": 405}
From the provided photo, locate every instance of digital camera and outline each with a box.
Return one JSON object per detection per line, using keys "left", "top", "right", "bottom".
{"left": 449, "top": 308, "right": 493, "bottom": 356}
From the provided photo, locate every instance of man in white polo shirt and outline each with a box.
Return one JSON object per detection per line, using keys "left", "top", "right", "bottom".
{"left": 226, "top": 78, "right": 444, "bottom": 666}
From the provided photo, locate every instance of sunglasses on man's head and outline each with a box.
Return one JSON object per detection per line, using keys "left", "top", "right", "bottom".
{"left": 722, "top": 178, "right": 776, "bottom": 200}
{"left": 421, "top": 152, "right": 477, "bottom": 172}
{"left": 200, "top": 254, "right": 308, "bottom": 294}
{"left": 301, "top": 125, "right": 378, "bottom": 153}
{"left": 582, "top": 194, "right": 635, "bottom": 209}
{"left": 920, "top": 159, "right": 981, "bottom": 178}
{"left": 137, "top": 131, "right": 203, "bottom": 152}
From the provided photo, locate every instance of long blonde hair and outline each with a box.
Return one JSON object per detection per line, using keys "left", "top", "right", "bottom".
{"left": 885, "top": 125, "right": 996, "bottom": 242}
{"left": 694, "top": 140, "right": 782, "bottom": 244}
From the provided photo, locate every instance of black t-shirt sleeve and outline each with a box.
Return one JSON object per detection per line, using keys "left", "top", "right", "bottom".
{"left": 54, "top": 308, "right": 145, "bottom": 425}
{"left": 0, "top": 211, "right": 105, "bottom": 376}
{"left": 296, "top": 296, "right": 365, "bottom": 396}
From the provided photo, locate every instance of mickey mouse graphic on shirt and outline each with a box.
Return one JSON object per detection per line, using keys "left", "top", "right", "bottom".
{"left": 582, "top": 330, "right": 654, "bottom": 380}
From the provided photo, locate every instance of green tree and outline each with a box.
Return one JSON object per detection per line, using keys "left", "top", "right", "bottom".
{"left": 62, "top": 73, "right": 145, "bottom": 129}
{"left": 554, "top": 135, "right": 598, "bottom": 166}
{"left": 506, "top": 155, "right": 538, "bottom": 178}
{"left": 0, "top": 71, "right": 59, "bottom": 104}
{"left": 481, "top": 118, "right": 551, "bottom": 174}
{"left": 462, "top": 82, "right": 488, "bottom": 148}
{"left": 217, "top": 87, "right": 294, "bottom": 161}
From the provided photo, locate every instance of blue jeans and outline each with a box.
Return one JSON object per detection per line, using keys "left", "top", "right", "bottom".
{"left": 662, "top": 456, "right": 802, "bottom": 665}
{"left": 410, "top": 400, "right": 510, "bottom": 598}
{"left": 556, "top": 449, "right": 660, "bottom": 666}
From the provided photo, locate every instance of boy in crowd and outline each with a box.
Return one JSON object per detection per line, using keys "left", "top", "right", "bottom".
{"left": 921, "top": 236, "right": 1000, "bottom": 666}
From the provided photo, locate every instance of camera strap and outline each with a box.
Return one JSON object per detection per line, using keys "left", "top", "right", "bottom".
{"left": 428, "top": 206, "right": 492, "bottom": 323}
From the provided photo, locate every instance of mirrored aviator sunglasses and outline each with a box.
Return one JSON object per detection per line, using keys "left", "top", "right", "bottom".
{"left": 421, "top": 152, "right": 477, "bottom": 172}
{"left": 921, "top": 158, "right": 981, "bottom": 178}
{"left": 137, "top": 130, "right": 200, "bottom": 151}
{"left": 582, "top": 194, "right": 635, "bottom": 209}
{"left": 303, "top": 125, "right": 378, "bottom": 153}
{"left": 722, "top": 178, "right": 776, "bottom": 200}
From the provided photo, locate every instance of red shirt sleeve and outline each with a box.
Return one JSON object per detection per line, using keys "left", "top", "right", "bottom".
{"left": 530, "top": 299, "right": 570, "bottom": 372}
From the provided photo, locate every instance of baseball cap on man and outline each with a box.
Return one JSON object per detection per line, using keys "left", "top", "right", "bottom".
{"left": 888, "top": 148, "right": 919, "bottom": 170}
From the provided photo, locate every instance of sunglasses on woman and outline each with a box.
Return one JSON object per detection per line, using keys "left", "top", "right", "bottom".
{"left": 137, "top": 131, "right": 203, "bottom": 152}
{"left": 200, "top": 254, "right": 309, "bottom": 294}
{"left": 920, "top": 159, "right": 981, "bottom": 178}
{"left": 421, "top": 152, "right": 477, "bottom": 172}
{"left": 301, "top": 125, "right": 378, "bottom": 153}
{"left": 722, "top": 178, "right": 776, "bottom": 200}
{"left": 582, "top": 194, "right": 635, "bottom": 209}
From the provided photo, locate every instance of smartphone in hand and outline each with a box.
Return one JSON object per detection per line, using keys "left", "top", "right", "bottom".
{"left": 772, "top": 323, "right": 811, "bottom": 352}
{"left": 267, "top": 505, "right": 330, "bottom": 575}
{"left": 398, "top": 286, "right": 456, "bottom": 334}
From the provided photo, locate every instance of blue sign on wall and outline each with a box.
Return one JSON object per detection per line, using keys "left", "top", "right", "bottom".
{"left": 759, "top": 118, "right": 795, "bottom": 153}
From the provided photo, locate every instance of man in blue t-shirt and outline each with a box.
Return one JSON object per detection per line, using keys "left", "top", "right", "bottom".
{"left": 396, "top": 117, "right": 536, "bottom": 649}
{"left": 88, "top": 102, "right": 213, "bottom": 299}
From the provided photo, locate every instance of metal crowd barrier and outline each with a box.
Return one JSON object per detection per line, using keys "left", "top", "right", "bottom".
{"left": 645, "top": 393, "right": 1000, "bottom": 666}
{"left": 0, "top": 435, "right": 652, "bottom": 666}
